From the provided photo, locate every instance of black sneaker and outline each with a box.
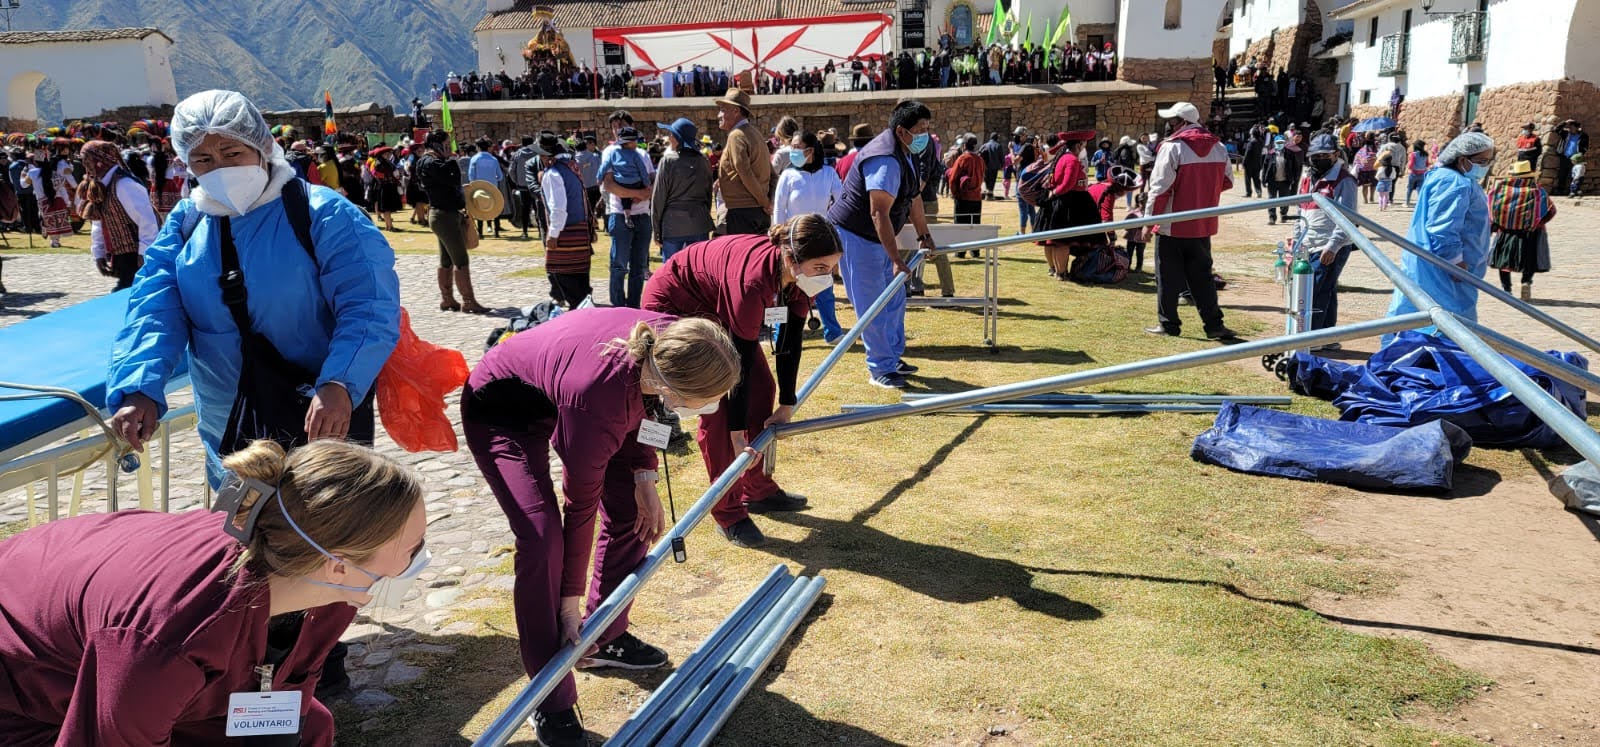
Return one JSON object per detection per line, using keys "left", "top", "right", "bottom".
{"left": 720, "top": 517, "right": 768, "bottom": 548}
{"left": 577, "top": 632, "right": 668, "bottom": 670}
{"left": 869, "top": 372, "right": 909, "bottom": 389}
{"left": 747, "top": 490, "right": 807, "bottom": 513}
{"left": 529, "top": 706, "right": 586, "bottom": 747}
{"left": 895, "top": 361, "right": 920, "bottom": 375}
{"left": 1205, "top": 326, "right": 1241, "bottom": 340}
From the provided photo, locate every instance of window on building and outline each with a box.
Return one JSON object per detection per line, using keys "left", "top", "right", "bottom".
{"left": 1087, "top": 34, "right": 1104, "bottom": 49}
{"left": 950, "top": 3, "right": 975, "bottom": 47}
{"left": 1367, "top": 17, "right": 1378, "bottom": 47}
{"left": 1464, "top": 84, "right": 1482, "bottom": 126}
{"left": 1359, "top": 89, "right": 1371, "bottom": 105}
{"left": 1402, "top": 9, "right": 1412, "bottom": 34}
{"left": 1164, "top": 0, "right": 1183, "bottom": 29}
{"left": 1068, "top": 105, "right": 1097, "bottom": 131}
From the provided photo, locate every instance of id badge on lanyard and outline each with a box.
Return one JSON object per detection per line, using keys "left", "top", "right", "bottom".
{"left": 225, "top": 664, "right": 301, "bottom": 737}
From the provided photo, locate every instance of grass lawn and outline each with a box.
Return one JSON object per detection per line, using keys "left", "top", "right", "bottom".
{"left": 338, "top": 199, "right": 1490, "bottom": 745}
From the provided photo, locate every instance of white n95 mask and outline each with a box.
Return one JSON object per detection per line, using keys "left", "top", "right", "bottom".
{"left": 793, "top": 270, "right": 833, "bottom": 297}
{"left": 197, "top": 165, "right": 268, "bottom": 216}
{"left": 672, "top": 400, "right": 721, "bottom": 420}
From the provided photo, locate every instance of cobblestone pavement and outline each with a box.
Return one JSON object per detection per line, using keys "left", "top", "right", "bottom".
{"left": 0, "top": 230, "right": 589, "bottom": 720}
{"left": 1, "top": 185, "right": 1594, "bottom": 725}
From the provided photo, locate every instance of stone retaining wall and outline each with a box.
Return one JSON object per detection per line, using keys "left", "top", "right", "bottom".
{"left": 433, "top": 79, "right": 1199, "bottom": 150}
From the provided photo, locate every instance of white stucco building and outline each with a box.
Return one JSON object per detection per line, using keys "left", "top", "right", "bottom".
{"left": 1328, "top": 0, "right": 1600, "bottom": 156}
{"left": 0, "top": 28, "right": 178, "bottom": 124}
{"left": 473, "top": 0, "right": 1119, "bottom": 77}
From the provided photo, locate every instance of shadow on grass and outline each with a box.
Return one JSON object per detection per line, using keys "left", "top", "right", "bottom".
{"left": 762, "top": 416, "right": 1103, "bottom": 624}
{"left": 715, "top": 690, "right": 908, "bottom": 746}
{"left": 1027, "top": 566, "right": 1600, "bottom": 657}
{"left": 327, "top": 629, "right": 531, "bottom": 747}
{"left": 908, "top": 344, "right": 1094, "bottom": 367}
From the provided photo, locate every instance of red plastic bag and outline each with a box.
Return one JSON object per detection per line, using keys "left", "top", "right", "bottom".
{"left": 377, "top": 308, "right": 469, "bottom": 452}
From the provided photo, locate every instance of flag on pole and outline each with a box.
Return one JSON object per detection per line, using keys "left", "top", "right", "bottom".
{"left": 1023, "top": 12, "right": 1034, "bottom": 52}
{"left": 1050, "top": 5, "right": 1073, "bottom": 47}
{"left": 322, "top": 90, "right": 337, "bottom": 138}
{"left": 985, "top": 0, "right": 1005, "bottom": 46}
{"left": 440, "top": 91, "right": 455, "bottom": 151}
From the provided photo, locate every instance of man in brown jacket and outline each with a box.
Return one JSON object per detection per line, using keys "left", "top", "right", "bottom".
{"left": 714, "top": 88, "right": 773, "bottom": 235}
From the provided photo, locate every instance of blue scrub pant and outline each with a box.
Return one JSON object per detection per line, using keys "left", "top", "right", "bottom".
{"left": 837, "top": 226, "right": 906, "bottom": 376}
{"left": 815, "top": 287, "right": 842, "bottom": 339}
{"left": 607, "top": 213, "right": 651, "bottom": 308}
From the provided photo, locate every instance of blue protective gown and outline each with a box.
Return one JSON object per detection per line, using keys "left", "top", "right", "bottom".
{"left": 1384, "top": 167, "right": 1491, "bottom": 340}
{"left": 106, "top": 179, "right": 401, "bottom": 485}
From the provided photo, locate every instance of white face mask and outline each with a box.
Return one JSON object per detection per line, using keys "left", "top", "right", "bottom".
{"left": 275, "top": 488, "right": 431, "bottom": 610}
{"left": 672, "top": 399, "right": 720, "bottom": 420}
{"left": 197, "top": 164, "right": 269, "bottom": 216}
{"left": 793, "top": 269, "right": 833, "bottom": 297}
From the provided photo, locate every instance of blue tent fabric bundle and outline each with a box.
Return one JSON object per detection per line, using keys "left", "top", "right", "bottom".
{"left": 1192, "top": 402, "right": 1471, "bottom": 492}
{"left": 1287, "top": 331, "right": 1588, "bottom": 449}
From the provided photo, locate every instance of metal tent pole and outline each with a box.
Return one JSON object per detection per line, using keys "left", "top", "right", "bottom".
{"left": 1340, "top": 207, "right": 1600, "bottom": 356}
{"left": 473, "top": 250, "right": 929, "bottom": 747}
{"left": 839, "top": 403, "right": 1231, "bottom": 415}
{"left": 1311, "top": 193, "right": 1600, "bottom": 465}
{"left": 1458, "top": 319, "right": 1600, "bottom": 397}
{"left": 897, "top": 393, "right": 1293, "bottom": 405}
{"left": 775, "top": 313, "right": 1431, "bottom": 439}
{"left": 928, "top": 194, "right": 1307, "bottom": 256}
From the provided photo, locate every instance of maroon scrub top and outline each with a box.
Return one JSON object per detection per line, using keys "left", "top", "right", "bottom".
{"left": 0, "top": 509, "right": 355, "bottom": 746}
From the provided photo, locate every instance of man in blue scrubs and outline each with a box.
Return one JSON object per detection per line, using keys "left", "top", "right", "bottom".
{"left": 826, "top": 100, "right": 938, "bottom": 389}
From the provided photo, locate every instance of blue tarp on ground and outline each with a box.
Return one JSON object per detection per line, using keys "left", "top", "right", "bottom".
{"left": 1287, "top": 331, "right": 1588, "bottom": 449}
{"left": 1192, "top": 402, "right": 1471, "bottom": 492}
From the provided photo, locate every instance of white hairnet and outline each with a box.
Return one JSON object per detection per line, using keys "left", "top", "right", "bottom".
{"left": 1436, "top": 132, "right": 1495, "bottom": 167}
{"left": 171, "top": 90, "right": 274, "bottom": 164}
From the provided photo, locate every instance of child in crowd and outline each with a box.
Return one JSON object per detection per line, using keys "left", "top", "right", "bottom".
{"left": 1123, "top": 192, "right": 1149, "bottom": 273}
{"left": 1375, "top": 144, "right": 1397, "bottom": 211}
{"left": 1001, "top": 152, "right": 1015, "bottom": 199}
{"left": 600, "top": 127, "right": 651, "bottom": 226}
{"left": 1571, "top": 153, "right": 1586, "bottom": 199}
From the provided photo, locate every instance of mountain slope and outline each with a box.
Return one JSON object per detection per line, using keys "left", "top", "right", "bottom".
{"left": 17, "top": 0, "right": 491, "bottom": 113}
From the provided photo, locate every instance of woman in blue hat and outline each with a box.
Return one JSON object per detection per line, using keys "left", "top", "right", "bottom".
{"left": 649, "top": 117, "right": 715, "bottom": 261}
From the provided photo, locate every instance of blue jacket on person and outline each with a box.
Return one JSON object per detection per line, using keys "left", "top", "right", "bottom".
{"left": 1384, "top": 165, "right": 1491, "bottom": 340}
{"left": 105, "top": 161, "right": 401, "bottom": 485}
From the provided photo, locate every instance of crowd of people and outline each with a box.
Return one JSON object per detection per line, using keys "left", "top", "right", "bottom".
{"left": 0, "top": 59, "right": 1587, "bottom": 744}
{"left": 429, "top": 35, "right": 1119, "bottom": 103}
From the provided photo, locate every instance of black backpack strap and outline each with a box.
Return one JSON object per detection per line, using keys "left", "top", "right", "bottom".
{"left": 280, "top": 177, "right": 317, "bottom": 262}
{"left": 215, "top": 216, "right": 257, "bottom": 339}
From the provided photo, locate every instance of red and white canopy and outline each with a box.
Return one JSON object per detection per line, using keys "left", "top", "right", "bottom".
{"left": 593, "top": 14, "right": 893, "bottom": 79}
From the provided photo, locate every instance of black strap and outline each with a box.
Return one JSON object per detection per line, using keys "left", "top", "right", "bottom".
{"left": 216, "top": 215, "right": 257, "bottom": 341}
{"left": 280, "top": 177, "right": 317, "bottom": 262}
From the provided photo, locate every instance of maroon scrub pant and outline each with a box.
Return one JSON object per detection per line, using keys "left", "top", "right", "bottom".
{"left": 464, "top": 418, "right": 646, "bottom": 714}
{"left": 697, "top": 351, "right": 785, "bottom": 529}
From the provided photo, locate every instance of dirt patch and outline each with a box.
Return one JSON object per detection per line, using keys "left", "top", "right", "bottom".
{"left": 1305, "top": 466, "right": 1600, "bottom": 746}
{"left": 1216, "top": 250, "right": 1600, "bottom": 746}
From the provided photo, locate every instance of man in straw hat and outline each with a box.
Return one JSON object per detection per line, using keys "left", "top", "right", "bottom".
{"left": 714, "top": 87, "right": 774, "bottom": 235}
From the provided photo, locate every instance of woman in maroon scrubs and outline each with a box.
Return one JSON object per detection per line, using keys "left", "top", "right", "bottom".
{"left": 461, "top": 308, "right": 740, "bottom": 747}
{"left": 641, "top": 213, "right": 844, "bottom": 549}
{"left": 0, "top": 439, "right": 429, "bottom": 746}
